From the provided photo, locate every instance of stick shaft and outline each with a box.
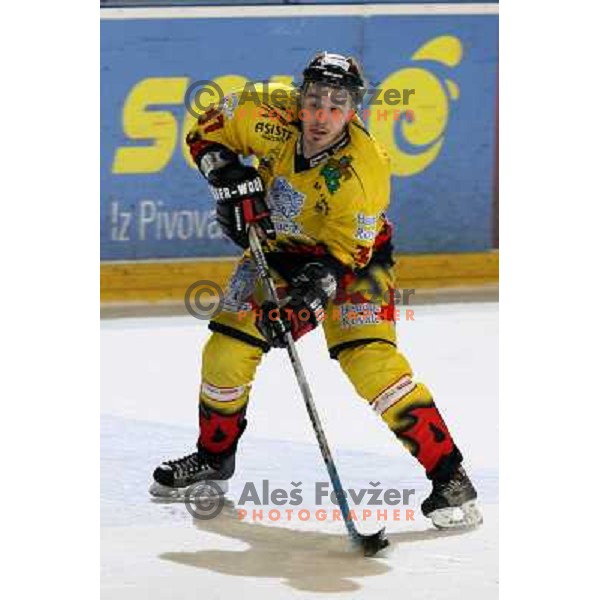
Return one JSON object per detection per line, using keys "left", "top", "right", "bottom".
{"left": 247, "top": 227, "right": 361, "bottom": 542}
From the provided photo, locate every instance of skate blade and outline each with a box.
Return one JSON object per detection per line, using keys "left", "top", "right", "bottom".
{"left": 429, "top": 500, "right": 483, "bottom": 530}
{"left": 149, "top": 479, "right": 229, "bottom": 501}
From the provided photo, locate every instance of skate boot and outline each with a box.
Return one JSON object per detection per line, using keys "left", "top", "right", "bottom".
{"left": 149, "top": 446, "right": 235, "bottom": 500}
{"left": 421, "top": 466, "right": 483, "bottom": 529}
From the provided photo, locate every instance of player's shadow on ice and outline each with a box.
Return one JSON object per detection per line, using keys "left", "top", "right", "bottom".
{"left": 159, "top": 500, "right": 470, "bottom": 593}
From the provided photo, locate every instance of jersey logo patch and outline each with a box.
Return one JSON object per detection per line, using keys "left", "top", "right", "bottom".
{"left": 355, "top": 212, "right": 379, "bottom": 242}
{"left": 320, "top": 155, "right": 354, "bottom": 194}
{"left": 223, "top": 259, "right": 258, "bottom": 313}
{"left": 339, "top": 302, "right": 381, "bottom": 329}
{"left": 267, "top": 177, "right": 305, "bottom": 235}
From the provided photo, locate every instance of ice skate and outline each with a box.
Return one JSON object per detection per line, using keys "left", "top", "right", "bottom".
{"left": 421, "top": 466, "right": 483, "bottom": 530}
{"left": 149, "top": 447, "right": 235, "bottom": 500}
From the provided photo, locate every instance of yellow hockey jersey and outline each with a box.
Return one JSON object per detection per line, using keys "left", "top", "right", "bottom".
{"left": 186, "top": 82, "right": 392, "bottom": 271}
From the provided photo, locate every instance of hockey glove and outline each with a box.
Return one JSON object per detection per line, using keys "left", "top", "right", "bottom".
{"left": 256, "top": 263, "right": 337, "bottom": 347}
{"left": 208, "top": 163, "right": 275, "bottom": 249}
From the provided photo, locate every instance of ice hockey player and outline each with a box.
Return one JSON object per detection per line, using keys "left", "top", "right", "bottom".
{"left": 150, "top": 52, "right": 482, "bottom": 530}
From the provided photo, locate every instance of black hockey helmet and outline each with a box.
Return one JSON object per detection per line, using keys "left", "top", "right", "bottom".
{"left": 301, "top": 51, "right": 366, "bottom": 105}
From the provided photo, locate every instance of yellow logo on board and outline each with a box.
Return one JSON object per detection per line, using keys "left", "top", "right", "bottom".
{"left": 111, "top": 36, "right": 462, "bottom": 178}
{"left": 368, "top": 36, "right": 463, "bottom": 177}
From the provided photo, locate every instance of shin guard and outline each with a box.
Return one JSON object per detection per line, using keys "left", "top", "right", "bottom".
{"left": 197, "top": 382, "right": 249, "bottom": 456}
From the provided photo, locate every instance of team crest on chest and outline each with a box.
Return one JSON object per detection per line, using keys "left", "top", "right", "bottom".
{"left": 267, "top": 177, "right": 306, "bottom": 234}
{"left": 320, "top": 155, "right": 354, "bottom": 194}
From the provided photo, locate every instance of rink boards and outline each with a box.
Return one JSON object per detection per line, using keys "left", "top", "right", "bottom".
{"left": 100, "top": 3, "right": 499, "bottom": 299}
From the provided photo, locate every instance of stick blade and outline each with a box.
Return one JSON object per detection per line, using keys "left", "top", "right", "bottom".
{"left": 359, "top": 527, "right": 389, "bottom": 557}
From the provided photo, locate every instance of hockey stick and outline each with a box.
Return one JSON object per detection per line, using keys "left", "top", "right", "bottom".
{"left": 247, "top": 225, "right": 389, "bottom": 557}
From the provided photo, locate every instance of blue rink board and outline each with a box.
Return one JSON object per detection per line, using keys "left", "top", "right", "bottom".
{"left": 101, "top": 12, "right": 498, "bottom": 260}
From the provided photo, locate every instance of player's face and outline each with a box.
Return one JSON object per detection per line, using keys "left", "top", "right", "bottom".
{"left": 301, "top": 84, "right": 354, "bottom": 149}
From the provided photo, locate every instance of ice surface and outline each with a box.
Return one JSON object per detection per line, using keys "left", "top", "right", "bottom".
{"left": 101, "top": 302, "right": 498, "bottom": 599}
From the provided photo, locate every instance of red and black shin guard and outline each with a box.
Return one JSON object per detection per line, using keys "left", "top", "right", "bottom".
{"left": 197, "top": 403, "right": 248, "bottom": 458}
{"left": 396, "top": 403, "right": 463, "bottom": 482}
{"left": 373, "top": 377, "right": 463, "bottom": 482}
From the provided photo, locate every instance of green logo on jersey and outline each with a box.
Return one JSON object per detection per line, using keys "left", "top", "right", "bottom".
{"left": 320, "top": 155, "right": 354, "bottom": 194}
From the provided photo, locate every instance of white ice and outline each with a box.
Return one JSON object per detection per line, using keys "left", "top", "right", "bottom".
{"left": 101, "top": 301, "right": 498, "bottom": 599}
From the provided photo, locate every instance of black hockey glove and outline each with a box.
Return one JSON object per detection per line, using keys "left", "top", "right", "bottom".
{"left": 256, "top": 262, "right": 337, "bottom": 347}
{"left": 207, "top": 163, "right": 276, "bottom": 249}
